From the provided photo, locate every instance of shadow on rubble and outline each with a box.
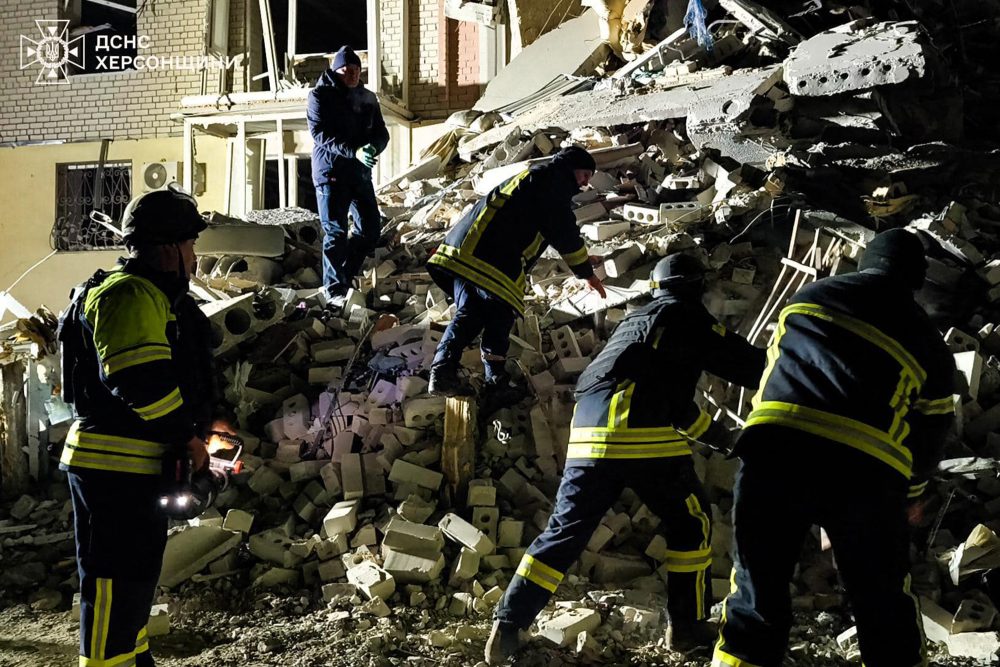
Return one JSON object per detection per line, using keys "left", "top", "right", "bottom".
{"left": 150, "top": 629, "right": 225, "bottom": 658}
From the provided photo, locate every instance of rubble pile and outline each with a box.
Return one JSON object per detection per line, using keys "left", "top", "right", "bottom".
{"left": 3, "top": 0, "right": 1000, "bottom": 664}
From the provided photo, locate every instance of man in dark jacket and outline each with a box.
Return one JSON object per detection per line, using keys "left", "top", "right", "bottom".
{"left": 486, "top": 253, "right": 766, "bottom": 664}
{"left": 713, "top": 229, "right": 955, "bottom": 667}
{"left": 426, "top": 146, "right": 606, "bottom": 396}
{"left": 307, "top": 45, "right": 389, "bottom": 296}
{"left": 58, "top": 186, "right": 218, "bottom": 667}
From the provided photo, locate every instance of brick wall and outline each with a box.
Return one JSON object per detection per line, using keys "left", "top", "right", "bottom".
{"left": 406, "top": 0, "right": 483, "bottom": 119}
{"left": 447, "top": 18, "right": 481, "bottom": 109}
{"left": 0, "top": 0, "right": 218, "bottom": 143}
{"left": 380, "top": 0, "right": 404, "bottom": 99}
{"left": 408, "top": 0, "right": 445, "bottom": 117}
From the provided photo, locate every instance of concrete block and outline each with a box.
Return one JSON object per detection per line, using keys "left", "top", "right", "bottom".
{"left": 347, "top": 561, "right": 396, "bottom": 601}
{"left": 582, "top": 221, "right": 631, "bottom": 241}
{"left": 552, "top": 356, "right": 590, "bottom": 382}
{"left": 223, "top": 509, "right": 254, "bottom": 534}
{"left": 318, "top": 558, "right": 347, "bottom": 582}
{"left": 398, "top": 494, "right": 436, "bottom": 524}
{"left": 289, "top": 460, "right": 325, "bottom": 483}
{"left": 198, "top": 223, "right": 285, "bottom": 257}
{"left": 953, "top": 598, "right": 998, "bottom": 633}
{"left": 311, "top": 339, "right": 356, "bottom": 364}
{"left": 449, "top": 592, "right": 475, "bottom": 617}
{"left": 946, "top": 632, "right": 1000, "bottom": 660}
{"left": 497, "top": 520, "right": 524, "bottom": 548}
{"left": 603, "top": 245, "right": 643, "bottom": 278}
{"left": 449, "top": 547, "right": 481, "bottom": 585}
{"left": 200, "top": 293, "right": 256, "bottom": 355}
{"left": 341, "top": 453, "right": 365, "bottom": 500}
{"left": 248, "top": 529, "right": 293, "bottom": 566}
{"left": 538, "top": 608, "right": 601, "bottom": 647}
{"left": 468, "top": 480, "right": 497, "bottom": 507}
{"left": 159, "top": 526, "right": 241, "bottom": 588}
{"left": 317, "top": 534, "right": 349, "bottom": 560}
{"left": 623, "top": 204, "right": 660, "bottom": 225}
{"left": 322, "top": 582, "right": 358, "bottom": 603}
{"left": 403, "top": 396, "right": 447, "bottom": 427}
{"left": 383, "top": 548, "right": 446, "bottom": 584}
{"left": 659, "top": 201, "right": 710, "bottom": 225}
{"left": 472, "top": 507, "right": 501, "bottom": 547}
{"left": 382, "top": 516, "right": 445, "bottom": 558}
{"left": 574, "top": 202, "right": 607, "bottom": 223}
{"left": 281, "top": 393, "right": 311, "bottom": 440}
{"left": 147, "top": 604, "right": 170, "bottom": 637}
{"left": 439, "top": 513, "right": 495, "bottom": 555}
{"left": 483, "top": 585, "right": 504, "bottom": 606}
{"left": 388, "top": 459, "right": 443, "bottom": 490}
{"left": 593, "top": 553, "right": 652, "bottom": 583}
{"left": 550, "top": 326, "right": 582, "bottom": 358}
{"left": 945, "top": 328, "right": 980, "bottom": 353}
{"left": 586, "top": 524, "right": 615, "bottom": 553}
{"left": 645, "top": 534, "right": 668, "bottom": 561}
{"left": 253, "top": 567, "right": 300, "bottom": 589}
{"left": 956, "top": 351, "right": 984, "bottom": 401}
{"left": 320, "top": 463, "right": 342, "bottom": 497}
{"left": 323, "top": 500, "right": 359, "bottom": 537}
{"left": 351, "top": 524, "right": 377, "bottom": 548}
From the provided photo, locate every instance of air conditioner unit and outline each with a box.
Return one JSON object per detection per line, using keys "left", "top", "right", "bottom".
{"left": 141, "top": 161, "right": 206, "bottom": 195}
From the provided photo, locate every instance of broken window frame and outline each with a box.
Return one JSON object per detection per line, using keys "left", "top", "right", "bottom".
{"left": 64, "top": 0, "right": 140, "bottom": 77}
{"left": 52, "top": 161, "right": 132, "bottom": 252}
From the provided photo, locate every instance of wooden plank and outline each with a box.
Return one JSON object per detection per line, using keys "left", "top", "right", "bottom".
{"left": 0, "top": 360, "right": 29, "bottom": 498}
{"left": 442, "top": 396, "right": 477, "bottom": 507}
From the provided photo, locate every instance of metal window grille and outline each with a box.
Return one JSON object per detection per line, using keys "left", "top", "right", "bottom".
{"left": 53, "top": 161, "right": 132, "bottom": 251}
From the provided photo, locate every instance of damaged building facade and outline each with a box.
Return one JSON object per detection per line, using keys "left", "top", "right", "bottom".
{"left": 2, "top": 0, "right": 1000, "bottom": 665}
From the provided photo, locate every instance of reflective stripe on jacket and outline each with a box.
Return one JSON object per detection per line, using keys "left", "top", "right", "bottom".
{"left": 567, "top": 294, "right": 765, "bottom": 463}
{"left": 60, "top": 267, "right": 196, "bottom": 475}
{"left": 427, "top": 165, "right": 593, "bottom": 315}
{"left": 745, "top": 271, "right": 955, "bottom": 484}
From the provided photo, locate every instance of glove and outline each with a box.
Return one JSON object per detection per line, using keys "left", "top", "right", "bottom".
{"left": 356, "top": 144, "right": 378, "bottom": 168}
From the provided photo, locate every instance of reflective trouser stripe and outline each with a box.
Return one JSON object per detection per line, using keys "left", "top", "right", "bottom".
{"left": 135, "top": 626, "right": 148, "bottom": 654}
{"left": 91, "top": 578, "right": 112, "bottom": 660}
{"left": 428, "top": 244, "right": 526, "bottom": 314}
{"left": 712, "top": 649, "right": 764, "bottom": 667}
{"left": 516, "top": 554, "right": 564, "bottom": 593}
{"left": 912, "top": 396, "right": 954, "bottom": 415}
{"left": 133, "top": 386, "right": 184, "bottom": 421}
{"left": 80, "top": 652, "right": 138, "bottom": 667}
{"left": 908, "top": 481, "right": 928, "bottom": 498}
{"left": 562, "top": 245, "right": 589, "bottom": 266}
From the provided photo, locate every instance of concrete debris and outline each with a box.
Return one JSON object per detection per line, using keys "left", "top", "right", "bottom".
{"left": 784, "top": 21, "right": 930, "bottom": 97}
{"left": 6, "top": 4, "right": 1000, "bottom": 665}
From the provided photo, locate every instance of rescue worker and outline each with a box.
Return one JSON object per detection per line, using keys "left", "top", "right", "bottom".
{"left": 307, "top": 45, "right": 389, "bottom": 298}
{"left": 487, "top": 253, "right": 766, "bottom": 664}
{"left": 427, "top": 145, "right": 606, "bottom": 397}
{"left": 713, "top": 229, "right": 956, "bottom": 667}
{"left": 58, "top": 185, "right": 218, "bottom": 667}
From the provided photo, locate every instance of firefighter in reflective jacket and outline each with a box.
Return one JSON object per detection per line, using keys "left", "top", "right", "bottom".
{"left": 427, "top": 145, "right": 606, "bottom": 397}
{"left": 58, "top": 186, "right": 215, "bottom": 667}
{"left": 486, "top": 253, "right": 766, "bottom": 664}
{"left": 713, "top": 229, "right": 956, "bottom": 667}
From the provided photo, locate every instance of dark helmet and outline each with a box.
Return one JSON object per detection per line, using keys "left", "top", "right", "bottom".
{"left": 858, "top": 228, "right": 928, "bottom": 290}
{"left": 650, "top": 253, "right": 705, "bottom": 297}
{"left": 550, "top": 145, "right": 596, "bottom": 173}
{"left": 121, "top": 184, "right": 207, "bottom": 247}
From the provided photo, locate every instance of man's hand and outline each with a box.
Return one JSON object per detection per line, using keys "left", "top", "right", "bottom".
{"left": 356, "top": 144, "right": 378, "bottom": 168}
{"left": 589, "top": 255, "right": 604, "bottom": 266}
{"left": 187, "top": 436, "right": 209, "bottom": 472}
{"left": 907, "top": 497, "right": 930, "bottom": 527}
{"left": 586, "top": 274, "right": 607, "bottom": 299}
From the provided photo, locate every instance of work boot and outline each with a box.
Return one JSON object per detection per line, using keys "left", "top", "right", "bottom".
{"left": 428, "top": 365, "right": 473, "bottom": 397}
{"left": 665, "top": 620, "right": 717, "bottom": 653}
{"left": 484, "top": 620, "right": 520, "bottom": 665}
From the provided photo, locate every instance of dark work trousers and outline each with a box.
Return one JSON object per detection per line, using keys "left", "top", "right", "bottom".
{"left": 430, "top": 273, "right": 516, "bottom": 382}
{"left": 69, "top": 470, "right": 168, "bottom": 667}
{"left": 714, "top": 425, "right": 925, "bottom": 667}
{"left": 496, "top": 458, "right": 713, "bottom": 630}
{"left": 315, "top": 174, "right": 381, "bottom": 290}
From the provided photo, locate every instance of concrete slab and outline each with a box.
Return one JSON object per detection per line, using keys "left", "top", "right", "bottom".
{"left": 475, "top": 9, "right": 608, "bottom": 113}
{"left": 159, "top": 526, "right": 241, "bottom": 588}
{"left": 783, "top": 21, "right": 929, "bottom": 97}
{"left": 197, "top": 224, "right": 285, "bottom": 257}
